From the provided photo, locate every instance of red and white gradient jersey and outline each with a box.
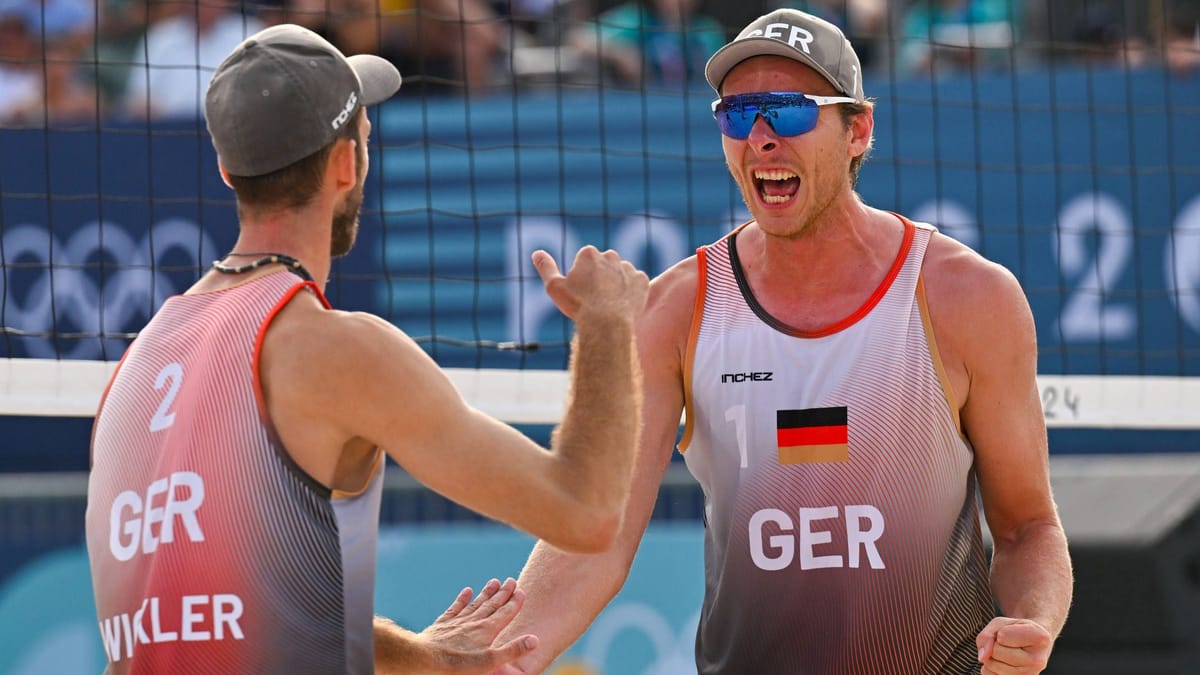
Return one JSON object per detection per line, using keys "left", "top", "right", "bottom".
{"left": 86, "top": 270, "right": 384, "bottom": 675}
{"left": 680, "top": 217, "right": 994, "bottom": 675}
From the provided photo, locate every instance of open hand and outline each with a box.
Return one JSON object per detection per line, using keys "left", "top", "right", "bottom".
{"left": 406, "top": 578, "right": 539, "bottom": 674}
{"left": 420, "top": 576, "right": 537, "bottom": 667}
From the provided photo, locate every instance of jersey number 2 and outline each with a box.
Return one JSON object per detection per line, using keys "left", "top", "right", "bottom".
{"left": 150, "top": 363, "right": 184, "bottom": 432}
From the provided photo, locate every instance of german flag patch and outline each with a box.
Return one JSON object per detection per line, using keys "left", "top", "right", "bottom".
{"left": 776, "top": 407, "right": 849, "bottom": 464}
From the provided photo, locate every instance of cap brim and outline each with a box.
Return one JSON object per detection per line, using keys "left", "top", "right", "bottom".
{"left": 349, "top": 54, "right": 402, "bottom": 106}
{"left": 705, "top": 37, "right": 842, "bottom": 95}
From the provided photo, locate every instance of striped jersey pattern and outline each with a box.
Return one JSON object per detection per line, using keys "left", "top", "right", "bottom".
{"left": 85, "top": 270, "right": 384, "bottom": 674}
{"left": 680, "top": 218, "right": 995, "bottom": 674}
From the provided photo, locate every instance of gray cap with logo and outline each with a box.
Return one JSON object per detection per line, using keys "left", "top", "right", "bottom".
{"left": 205, "top": 24, "right": 402, "bottom": 177}
{"left": 704, "top": 9, "right": 864, "bottom": 101}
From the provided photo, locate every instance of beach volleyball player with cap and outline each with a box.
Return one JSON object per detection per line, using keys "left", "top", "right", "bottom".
{"left": 85, "top": 23, "right": 649, "bottom": 674}
{"left": 487, "top": 9, "right": 1072, "bottom": 675}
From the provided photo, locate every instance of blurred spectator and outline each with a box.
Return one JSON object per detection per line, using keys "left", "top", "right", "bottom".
{"left": 1164, "top": 5, "right": 1200, "bottom": 75}
{"left": 0, "top": 7, "right": 40, "bottom": 123}
{"left": 381, "top": 0, "right": 506, "bottom": 93}
{"left": 1066, "top": 4, "right": 1151, "bottom": 69}
{"left": 1071, "top": 4, "right": 1122, "bottom": 63}
{"left": 771, "top": 0, "right": 889, "bottom": 73}
{"left": 30, "top": 34, "right": 102, "bottom": 124}
{"left": 92, "top": 0, "right": 161, "bottom": 105}
{"left": 567, "top": 0, "right": 726, "bottom": 88}
{"left": 122, "top": 1, "right": 264, "bottom": 119}
{"left": 4, "top": 0, "right": 95, "bottom": 45}
{"left": 493, "top": 0, "right": 592, "bottom": 86}
{"left": 259, "top": 0, "right": 505, "bottom": 94}
{"left": 502, "top": 0, "right": 588, "bottom": 46}
{"left": 898, "top": 0, "right": 1020, "bottom": 74}
{"left": 0, "top": 0, "right": 100, "bottom": 126}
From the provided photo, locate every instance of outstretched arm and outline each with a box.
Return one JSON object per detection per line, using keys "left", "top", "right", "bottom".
{"left": 375, "top": 578, "right": 539, "bottom": 674}
{"left": 488, "top": 259, "right": 698, "bottom": 673}
{"left": 371, "top": 247, "right": 648, "bottom": 552}
{"left": 276, "top": 245, "right": 649, "bottom": 554}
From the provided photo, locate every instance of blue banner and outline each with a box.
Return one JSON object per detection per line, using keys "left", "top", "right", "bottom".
{"left": 2, "top": 65, "right": 1197, "bottom": 374}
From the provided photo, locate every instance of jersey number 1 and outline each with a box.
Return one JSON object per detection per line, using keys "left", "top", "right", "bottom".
{"left": 725, "top": 404, "right": 748, "bottom": 468}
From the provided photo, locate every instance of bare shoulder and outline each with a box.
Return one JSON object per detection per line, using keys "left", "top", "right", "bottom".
{"left": 648, "top": 254, "right": 700, "bottom": 310}
{"left": 269, "top": 291, "right": 401, "bottom": 359}
{"left": 922, "top": 232, "right": 1034, "bottom": 337}
{"left": 261, "top": 290, "right": 430, "bottom": 409}
{"left": 640, "top": 254, "right": 701, "bottom": 363}
{"left": 921, "top": 231, "right": 1037, "bottom": 400}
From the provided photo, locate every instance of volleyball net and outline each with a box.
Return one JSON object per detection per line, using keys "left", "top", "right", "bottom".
{"left": 1, "top": 0, "right": 1199, "bottom": 440}
{"left": 2, "top": 3, "right": 1200, "bottom": 673}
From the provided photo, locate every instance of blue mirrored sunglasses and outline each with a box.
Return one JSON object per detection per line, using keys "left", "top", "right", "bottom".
{"left": 711, "top": 91, "right": 858, "bottom": 140}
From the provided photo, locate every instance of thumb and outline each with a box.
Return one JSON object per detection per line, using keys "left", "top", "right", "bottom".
{"left": 488, "top": 634, "right": 538, "bottom": 667}
{"left": 976, "top": 623, "right": 999, "bottom": 663}
{"left": 532, "top": 250, "right": 579, "bottom": 318}
{"left": 531, "top": 250, "right": 562, "bottom": 285}
{"left": 433, "top": 635, "right": 538, "bottom": 674}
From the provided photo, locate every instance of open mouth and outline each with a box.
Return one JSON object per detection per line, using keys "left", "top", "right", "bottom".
{"left": 753, "top": 169, "right": 801, "bottom": 204}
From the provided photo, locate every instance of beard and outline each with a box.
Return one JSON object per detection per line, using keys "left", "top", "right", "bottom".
{"left": 330, "top": 139, "right": 367, "bottom": 258}
{"left": 330, "top": 184, "right": 363, "bottom": 258}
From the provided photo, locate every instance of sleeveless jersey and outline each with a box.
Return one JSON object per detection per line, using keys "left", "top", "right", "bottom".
{"left": 680, "top": 218, "right": 995, "bottom": 674}
{"left": 86, "top": 270, "right": 385, "bottom": 674}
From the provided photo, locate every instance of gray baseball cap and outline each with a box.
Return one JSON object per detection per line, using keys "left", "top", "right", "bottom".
{"left": 704, "top": 9, "right": 864, "bottom": 101}
{"left": 205, "top": 24, "right": 402, "bottom": 177}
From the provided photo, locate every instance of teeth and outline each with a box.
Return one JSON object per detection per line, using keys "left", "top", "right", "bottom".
{"left": 762, "top": 194, "right": 791, "bottom": 204}
{"left": 754, "top": 169, "right": 798, "bottom": 181}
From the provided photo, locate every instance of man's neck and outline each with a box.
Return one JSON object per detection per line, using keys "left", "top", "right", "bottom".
{"left": 203, "top": 209, "right": 333, "bottom": 293}
{"left": 741, "top": 203, "right": 904, "bottom": 312}
{"left": 758, "top": 200, "right": 882, "bottom": 277}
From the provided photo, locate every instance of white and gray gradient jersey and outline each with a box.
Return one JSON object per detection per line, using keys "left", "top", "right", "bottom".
{"left": 679, "top": 218, "right": 995, "bottom": 675}
{"left": 86, "top": 270, "right": 384, "bottom": 674}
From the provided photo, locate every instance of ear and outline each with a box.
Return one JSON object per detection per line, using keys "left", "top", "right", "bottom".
{"left": 218, "top": 164, "right": 234, "bottom": 189}
{"left": 327, "top": 137, "right": 358, "bottom": 193}
{"left": 848, "top": 104, "right": 875, "bottom": 159}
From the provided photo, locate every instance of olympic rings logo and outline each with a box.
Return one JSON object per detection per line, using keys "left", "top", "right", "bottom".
{"left": 1, "top": 219, "right": 219, "bottom": 359}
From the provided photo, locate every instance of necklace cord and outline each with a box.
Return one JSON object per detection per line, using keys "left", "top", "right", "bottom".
{"left": 211, "top": 253, "right": 314, "bottom": 282}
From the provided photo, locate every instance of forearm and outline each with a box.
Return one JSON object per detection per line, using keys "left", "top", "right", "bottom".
{"left": 552, "top": 314, "right": 641, "bottom": 510}
{"left": 498, "top": 438, "right": 671, "bottom": 670}
{"left": 496, "top": 541, "right": 629, "bottom": 671}
{"left": 989, "top": 519, "right": 1073, "bottom": 637}
{"left": 374, "top": 616, "right": 429, "bottom": 674}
